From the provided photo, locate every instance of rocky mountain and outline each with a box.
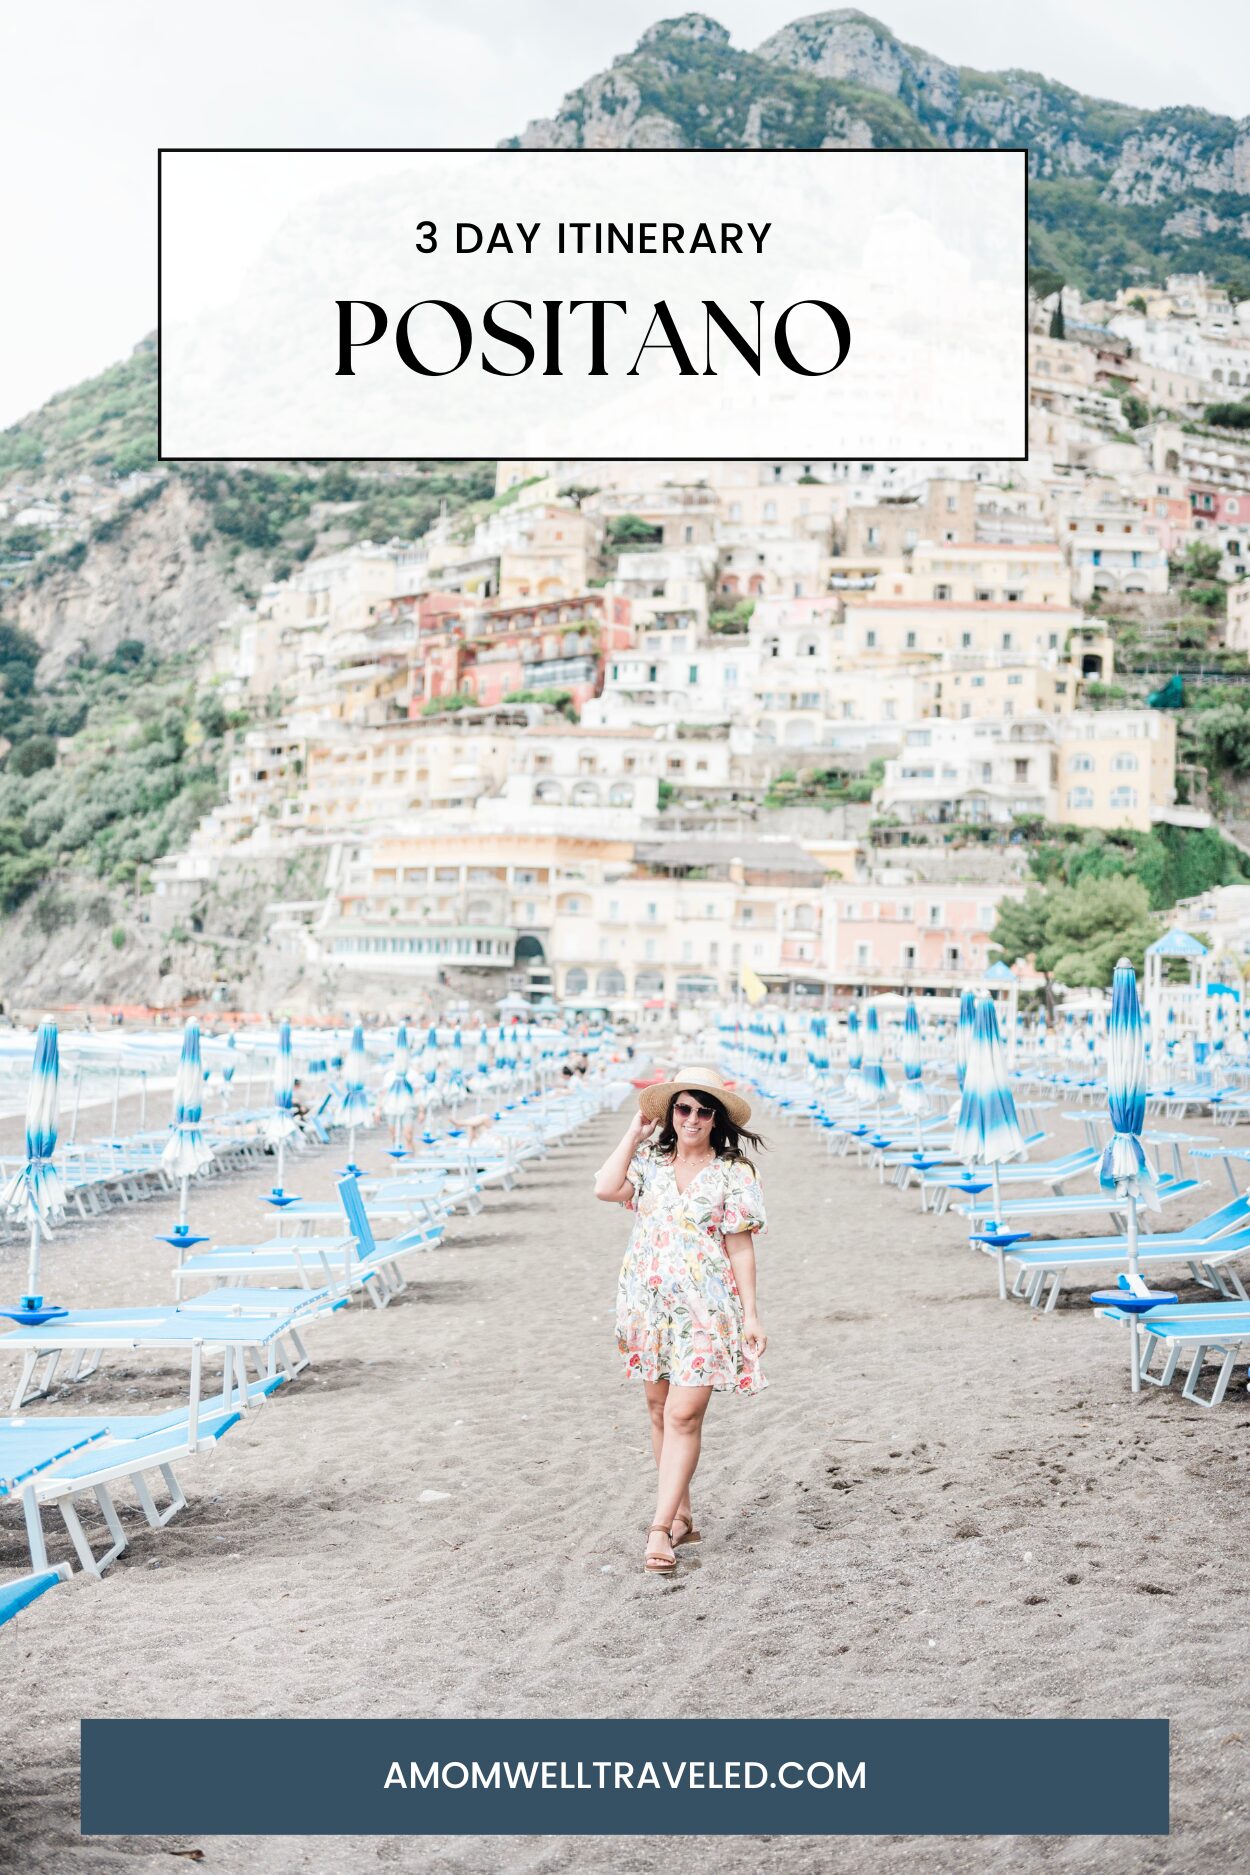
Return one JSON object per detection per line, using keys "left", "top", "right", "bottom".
{"left": 506, "top": 9, "right": 1250, "bottom": 297}
{"left": 0, "top": 337, "right": 495, "bottom": 676}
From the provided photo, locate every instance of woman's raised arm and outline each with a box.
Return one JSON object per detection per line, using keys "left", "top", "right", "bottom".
{"left": 593, "top": 1111, "right": 656, "bottom": 1202}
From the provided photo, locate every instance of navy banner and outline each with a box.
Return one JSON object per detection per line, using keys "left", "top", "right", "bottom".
{"left": 80, "top": 1718, "right": 1169, "bottom": 1837}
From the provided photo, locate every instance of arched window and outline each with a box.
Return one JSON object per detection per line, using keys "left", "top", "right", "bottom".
{"left": 571, "top": 780, "right": 599, "bottom": 807}
{"left": 596, "top": 968, "right": 626, "bottom": 995}
{"left": 564, "top": 967, "right": 588, "bottom": 995}
{"left": 635, "top": 970, "right": 664, "bottom": 995}
{"left": 535, "top": 780, "right": 563, "bottom": 803}
{"left": 608, "top": 782, "right": 634, "bottom": 806}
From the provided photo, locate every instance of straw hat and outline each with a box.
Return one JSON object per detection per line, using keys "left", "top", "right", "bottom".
{"left": 638, "top": 1063, "right": 751, "bottom": 1128}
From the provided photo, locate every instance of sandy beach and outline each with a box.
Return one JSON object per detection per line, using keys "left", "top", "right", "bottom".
{"left": 0, "top": 1085, "right": 1246, "bottom": 1873}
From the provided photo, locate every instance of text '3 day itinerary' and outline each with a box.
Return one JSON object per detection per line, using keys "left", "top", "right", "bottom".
{"left": 157, "top": 148, "right": 1026, "bottom": 462}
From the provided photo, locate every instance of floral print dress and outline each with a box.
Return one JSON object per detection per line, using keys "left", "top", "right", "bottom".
{"left": 616, "top": 1144, "right": 768, "bottom": 1396}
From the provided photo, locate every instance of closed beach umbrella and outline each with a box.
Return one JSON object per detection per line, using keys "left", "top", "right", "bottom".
{"left": 955, "top": 989, "right": 977, "bottom": 1091}
{"left": 161, "top": 1018, "right": 213, "bottom": 1231}
{"left": 475, "top": 1026, "right": 490, "bottom": 1079}
{"left": 421, "top": 1024, "right": 439, "bottom": 1086}
{"left": 861, "top": 1003, "right": 888, "bottom": 1100}
{"left": 1099, "top": 957, "right": 1159, "bottom": 1393}
{"left": 339, "top": 1021, "right": 370, "bottom": 1171}
{"left": 898, "top": 998, "right": 927, "bottom": 1130}
{"left": 383, "top": 1024, "right": 415, "bottom": 1119}
{"left": 448, "top": 1026, "right": 466, "bottom": 1094}
{"left": 267, "top": 1021, "right": 298, "bottom": 1139}
{"left": 265, "top": 1019, "right": 299, "bottom": 1193}
{"left": 952, "top": 994, "right": 1025, "bottom": 1298}
{"left": 2, "top": 1020, "right": 65, "bottom": 1296}
{"left": 846, "top": 1007, "right": 863, "bottom": 1101}
{"left": 339, "top": 1023, "right": 370, "bottom": 1126}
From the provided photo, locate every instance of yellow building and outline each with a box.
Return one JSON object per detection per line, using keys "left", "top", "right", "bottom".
{"left": 1054, "top": 711, "right": 1176, "bottom": 832}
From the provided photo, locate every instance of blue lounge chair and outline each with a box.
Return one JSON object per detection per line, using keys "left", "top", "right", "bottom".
{"left": 1003, "top": 1222, "right": 1250, "bottom": 1311}
{"left": 1, "top": 1376, "right": 284, "bottom": 1574}
{"left": 1096, "top": 1298, "right": 1250, "bottom": 1407}
{"left": 956, "top": 1170, "right": 1200, "bottom": 1228}
{"left": 177, "top": 1176, "right": 444, "bottom": 1309}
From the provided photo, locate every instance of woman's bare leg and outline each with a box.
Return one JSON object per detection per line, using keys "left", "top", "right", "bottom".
{"left": 652, "top": 1385, "right": 713, "bottom": 1547}
{"left": 643, "top": 1378, "right": 693, "bottom": 1533}
{"left": 643, "top": 1378, "right": 668, "bottom": 1471}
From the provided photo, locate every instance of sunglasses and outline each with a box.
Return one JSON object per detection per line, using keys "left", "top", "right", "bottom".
{"left": 673, "top": 1098, "right": 716, "bottom": 1121}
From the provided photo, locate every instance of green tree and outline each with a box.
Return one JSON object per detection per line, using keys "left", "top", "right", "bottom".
{"left": 1048, "top": 300, "right": 1066, "bottom": 339}
{"left": 1121, "top": 392, "right": 1150, "bottom": 429}
{"left": 607, "top": 514, "right": 662, "bottom": 547}
{"left": 7, "top": 735, "right": 56, "bottom": 777}
{"left": 989, "top": 888, "right": 1055, "bottom": 1000}
{"left": 1195, "top": 702, "right": 1250, "bottom": 776}
{"left": 1042, "top": 876, "right": 1160, "bottom": 987}
{"left": 991, "top": 875, "right": 1160, "bottom": 997}
{"left": 1182, "top": 541, "right": 1223, "bottom": 583}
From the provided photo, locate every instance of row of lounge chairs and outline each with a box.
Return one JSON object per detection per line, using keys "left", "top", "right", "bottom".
{"left": 0, "top": 1076, "right": 622, "bottom": 1620}
{"left": 763, "top": 1064, "right": 1250, "bottom": 1409}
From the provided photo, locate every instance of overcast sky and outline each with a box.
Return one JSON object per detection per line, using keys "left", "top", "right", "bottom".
{"left": 3, "top": 0, "right": 1247, "bottom": 435}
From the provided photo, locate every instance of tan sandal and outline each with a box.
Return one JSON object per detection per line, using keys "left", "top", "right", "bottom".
{"left": 671, "top": 1510, "right": 701, "bottom": 1548}
{"left": 644, "top": 1523, "right": 676, "bottom": 1573}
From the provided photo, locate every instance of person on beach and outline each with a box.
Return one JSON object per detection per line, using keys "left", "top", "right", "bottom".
{"left": 593, "top": 1064, "right": 768, "bottom": 1576}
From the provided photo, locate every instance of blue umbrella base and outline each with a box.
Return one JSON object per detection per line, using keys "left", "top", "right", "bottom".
{"left": 0, "top": 1303, "right": 69, "bottom": 1326}
{"left": 155, "top": 1230, "right": 210, "bottom": 1250}
{"left": 263, "top": 1190, "right": 301, "bottom": 1208}
{"left": 972, "top": 1230, "right": 1033, "bottom": 1250}
{"left": 1090, "top": 1290, "right": 1178, "bottom": 1313}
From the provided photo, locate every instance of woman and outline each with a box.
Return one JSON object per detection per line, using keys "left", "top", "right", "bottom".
{"left": 593, "top": 1064, "right": 768, "bottom": 1576}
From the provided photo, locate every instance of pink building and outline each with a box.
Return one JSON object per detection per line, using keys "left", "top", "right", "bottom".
{"left": 821, "top": 882, "right": 1022, "bottom": 992}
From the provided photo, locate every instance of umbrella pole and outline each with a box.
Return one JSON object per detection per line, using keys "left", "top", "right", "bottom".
{"left": 111, "top": 1065, "right": 121, "bottom": 1136}
{"left": 178, "top": 1173, "right": 189, "bottom": 1233}
{"left": 26, "top": 1214, "right": 41, "bottom": 1298}
{"left": 70, "top": 1067, "right": 83, "bottom": 1145}
{"left": 1127, "top": 1191, "right": 1141, "bottom": 1395}
{"left": 140, "top": 1072, "right": 148, "bottom": 1129}
{"left": 276, "top": 1136, "right": 286, "bottom": 1193}
{"left": 992, "top": 1162, "right": 1006, "bottom": 1302}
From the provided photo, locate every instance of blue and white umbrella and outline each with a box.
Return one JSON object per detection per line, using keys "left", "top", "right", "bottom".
{"left": 1099, "top": 957, "right": 1161, "bottom": 1392}
{"left": 339, "top": 1022, "right": 370, "bottom": 1170}
{"left": 420, "top": 1025, "right": 440, "bottom": 1112}
{"left": 898, "top": 998, "right": 927, "bottom": 1128}
{"left": 845, "top": 1007, "right": 864, "bottom": 1102}
{"left": 447, "top": 1026, "right": 466, "bottom": 1097}
{"left": 382, "top": 1025, "right": 416, "bottom": 1153}
{"left": 475, "top": 1026, "right": 491, "bottom": 1084}
{"left": 861, "top": 1003, "right": 888, "bottom": 1101}
{"left": 339, "top": 1023, "right": 370, "bottom": 1126}
{"left": 265, "top": 1019, "right": 300, "bottom": 1195}
{"left": 952, "top": 993, "right": 1024, "bottom": 1297}
{"left": 955, "top": 989, "right": 977, "bottom": 1091}
{"left": 2, "top": 1020, "right": 65, "bottom": 1296}
{"left": 161, "top": 1018, "right": 214, "bottom": 1231}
